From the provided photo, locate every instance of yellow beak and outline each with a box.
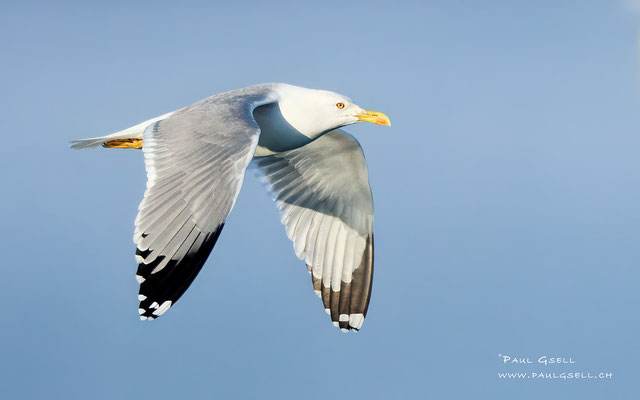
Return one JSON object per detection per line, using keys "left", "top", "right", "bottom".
{"left": 356, "top": 110, "right": 391, "bottom": 126}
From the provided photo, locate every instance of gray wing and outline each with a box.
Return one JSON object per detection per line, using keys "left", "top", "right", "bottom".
{"left": 134, "top": 92, "right": 274, "bottom": 320}
{"left": 254, "top": 129, "right": 374, "bottom": 331}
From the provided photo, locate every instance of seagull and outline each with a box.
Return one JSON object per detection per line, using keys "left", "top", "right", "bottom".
{"left": 71, "top": 83, "right": 390, "bottom": 331}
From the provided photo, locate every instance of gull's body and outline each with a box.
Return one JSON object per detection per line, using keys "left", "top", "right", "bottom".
{"left": 71, "top": 83, "right": 389, "bottom": 331}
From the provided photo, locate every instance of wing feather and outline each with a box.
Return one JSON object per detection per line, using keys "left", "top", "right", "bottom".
{"left": 135, "top": 87, "right": 276, "bottom": 320}
{"left": 254, "top": 129, "right": 374, "bottom": 331}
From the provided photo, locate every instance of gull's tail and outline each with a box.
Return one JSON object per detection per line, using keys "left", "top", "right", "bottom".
{"left": 70, "top": 112, "right": 174, "bottom": 150}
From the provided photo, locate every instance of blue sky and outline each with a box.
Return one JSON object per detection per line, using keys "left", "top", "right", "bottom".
{"left": 1, "top": 1, "right": 639, "bottom": 399}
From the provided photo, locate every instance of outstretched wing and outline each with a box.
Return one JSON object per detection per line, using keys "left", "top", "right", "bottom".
{"left": 253, "top": 129, "right": 374, "bottom": 331}
{"left": 134, "top": 92, "right": 274, "bottom": 320}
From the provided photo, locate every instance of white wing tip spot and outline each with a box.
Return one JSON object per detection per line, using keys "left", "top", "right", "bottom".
{"left": 135, "top": 255, "right": 144, "bottom": 264}
{"left": 138, "top": 308, "right": 145, "bottom": 315}
{"left": 325, "top": 308, "right": 331, "bottom": 315}
{"left": 314, "top": 290, "right": 321, "bottom": 298}
{"left": 341, "top": 328, "right": 349, "bottom": 333}
{"left": 152, "top": 301, "right": 172, "bottom": 316}
{"left": 332, "top": 321, "right": 339, "bottom": 327}
{"left": 349, "top": 314, "right": 364, "bottom": 330}
{"left": 138, "top": 294, "right": 147, "bottom": 301}
{"left": 136, "top": 275, "right": 145, "bottom": 283}
{"left": 140, "top": 316, "right": 147, "bottom": 321}
{"left": 150, "top": 302, "right": 159, "bottom": 309}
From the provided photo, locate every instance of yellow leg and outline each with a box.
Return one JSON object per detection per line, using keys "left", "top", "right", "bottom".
{"left": 103, "top": 139, "right": 143, "bottom": 149}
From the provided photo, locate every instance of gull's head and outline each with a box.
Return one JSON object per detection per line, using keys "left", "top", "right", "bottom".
{"left": 275, "top": 84, "right": 391, "bottom": 139}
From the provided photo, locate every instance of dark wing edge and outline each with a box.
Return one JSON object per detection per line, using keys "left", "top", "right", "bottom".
{"left": 136, "top": 224, "right": 224, "bottom": 319}
{"left": 310, "top": 234, "right": 373, "bottom": 331}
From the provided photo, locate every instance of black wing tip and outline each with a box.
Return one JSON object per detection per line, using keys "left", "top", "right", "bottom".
{"left": 310, "top": 233, "right": 373, "bottom": 332}
{"left": 332, "top": 314, "right": 365, "bottom": 332}
{"left": 312, "top": 276, "right": 367, "bottom": 332}
{"left": 137, "top": 296, "right": 174, "bottom": 320}
{"left": 135, "top": 223, "right": 225, "bottom": 321}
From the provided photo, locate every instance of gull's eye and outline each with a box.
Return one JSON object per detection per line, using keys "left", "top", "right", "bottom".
{"left": 336, "top": 102, "right": 345, "bottom": 109}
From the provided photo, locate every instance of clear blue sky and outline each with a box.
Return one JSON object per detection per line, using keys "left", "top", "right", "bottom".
{"left": 1, "top": 1, "right": 638, "bottom": 399}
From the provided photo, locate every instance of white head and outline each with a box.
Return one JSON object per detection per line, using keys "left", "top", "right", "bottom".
{"left": 274, "top": 83, "right": 390, "bottom": 139}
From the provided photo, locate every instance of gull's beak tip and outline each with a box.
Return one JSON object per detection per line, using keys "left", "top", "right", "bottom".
{"left": 356, "top": 110, "right": 391, "bottom": 127}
